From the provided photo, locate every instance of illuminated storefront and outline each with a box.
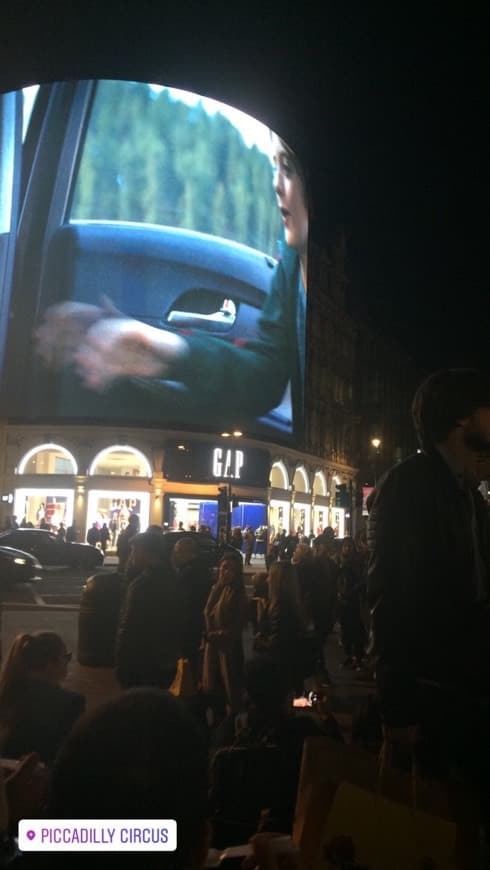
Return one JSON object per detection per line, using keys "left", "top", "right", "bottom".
{"left": 86, "top": 446, "right": 152, "bottom": 542}
{"left": 14, "top": 444, "right": 77, "bottom": 529}
{"left": 312, "top": 470, "right": 329, "bottom": 536}
{"left": 292, "top": 466, "right": 310, "bottom": 536}
{"left": 163, "top": 441, "right": 269, "bottom": 537}
{"left": 2, "top": 430, "right": 356, "bottom": 545}
{"left": 268, "top": 461, "right": 290, "bottom": 538}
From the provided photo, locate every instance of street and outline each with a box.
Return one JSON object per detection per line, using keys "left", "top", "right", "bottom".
{"left": 2, "top": 552, "right": 269, "bottom": 608}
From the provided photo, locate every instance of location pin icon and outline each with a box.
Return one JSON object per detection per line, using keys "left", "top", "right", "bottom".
{"left": 27, "top": 830, "right": 36, "bottom": 841}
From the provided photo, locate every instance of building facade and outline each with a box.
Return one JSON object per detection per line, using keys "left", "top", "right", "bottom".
{"left": 0, "top": 425, "right": 356, "bottom": 543}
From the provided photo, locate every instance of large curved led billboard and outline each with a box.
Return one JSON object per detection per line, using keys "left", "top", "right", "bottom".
{"left": 0, "top": 80, "right": 308, "bottom": 442}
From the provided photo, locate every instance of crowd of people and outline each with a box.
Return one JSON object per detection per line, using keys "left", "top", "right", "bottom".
{"left": 0, "top": 519, "right": 359, "bottom": 863}
{"left": 0, "top": 367, "right": 489, "bottom": 866}
{"left": 0, "top": 515, "right": 369, "bottom": 863}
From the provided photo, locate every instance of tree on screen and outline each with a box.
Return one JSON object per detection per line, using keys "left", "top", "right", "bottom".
{"left": 71, "top": 80, "right": 282, "bottom": 257}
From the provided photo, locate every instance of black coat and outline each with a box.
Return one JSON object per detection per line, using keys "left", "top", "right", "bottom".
{"left": 115, "top": 567, "right": 184, "bottom": 688}
{"left": 254, "top": 600, "right": 305, "bottom": 689}
{"left": 177, "top": 556, "right": 215, "bottom": 658}
{"left": 2, "top": 679, "right": 85, "bottom": 766}
{"left": 367, "top": 449, "right": 490, "bottom": 725}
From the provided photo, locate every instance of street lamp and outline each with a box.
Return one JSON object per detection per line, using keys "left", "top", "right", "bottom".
{"left": 371, "top": 437, "right": 381, "bottom": 485}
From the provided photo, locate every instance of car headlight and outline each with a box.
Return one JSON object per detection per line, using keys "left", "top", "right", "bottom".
{"left": 14, "top": 558, "right": 27, "bottom": 565}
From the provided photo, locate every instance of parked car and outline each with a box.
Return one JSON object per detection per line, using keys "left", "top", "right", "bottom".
{"left": 0, "top": 529, "right": 104, "bottom": 570}
{"left": 160, "top": 529, "right": 241, "bottom": 566}
{"left": 0, "top": 545, "right": 43, "bottom": 592}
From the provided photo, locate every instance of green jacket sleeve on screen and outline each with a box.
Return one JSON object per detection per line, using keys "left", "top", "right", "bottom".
{"left": 175, "top": 243, "right": 302, "bottom": 423}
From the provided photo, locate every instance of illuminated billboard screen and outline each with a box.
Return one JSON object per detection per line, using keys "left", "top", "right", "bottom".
{"left": 0, "top": 80, "right": 308, "bottom": 442}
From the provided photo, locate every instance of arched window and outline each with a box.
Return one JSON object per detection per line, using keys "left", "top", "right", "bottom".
{"left": 89, "top": 446, "right": 152, "bottom": 478}
{"left": 293, "top": 466, "right": 310, "bottom": 494}
{"left": 270, "top": 461, "right": 289, "bottom": 490}
{"left": 18, "top": 443, "right": 78, "bottom": 475}
{"left": 313, "top": 471, "right": 327, "bottom": 497}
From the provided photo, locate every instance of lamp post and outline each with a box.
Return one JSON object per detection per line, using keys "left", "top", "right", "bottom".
{"left": 371, "top": 437, "right": 381, "bottom": 485}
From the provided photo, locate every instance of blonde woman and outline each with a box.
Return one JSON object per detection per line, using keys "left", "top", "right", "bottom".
{"left": 202, "top": 554, "right": 249, "bottom": 715}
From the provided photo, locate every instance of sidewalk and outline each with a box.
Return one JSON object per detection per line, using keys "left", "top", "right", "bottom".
{"left": 1, "top": 556, "right": 373, "bottom": 737}
{"left": 62, "top": 622, "right": 374, "bottom": 737}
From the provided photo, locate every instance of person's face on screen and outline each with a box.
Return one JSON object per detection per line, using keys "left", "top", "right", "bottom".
{"left": 271, "top": 134, "right": 308, "bottom": 259}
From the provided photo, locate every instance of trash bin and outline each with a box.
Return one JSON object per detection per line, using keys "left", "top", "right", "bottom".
{"left": 77, "top": 571, "right": 124, "bottom": 667}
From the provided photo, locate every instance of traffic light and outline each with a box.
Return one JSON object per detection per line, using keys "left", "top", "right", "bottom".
{"left": 218, "top": 485, "right": 232, "bottom": 536}
{"left": 335, "top": 483, "right": 349, "bottom": 508}
{"left": 217, "top": 485, "right": 229, "bottom": 516}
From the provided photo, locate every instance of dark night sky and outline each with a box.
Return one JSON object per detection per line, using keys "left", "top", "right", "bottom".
{"left": 1, "top": 2, "right": 488, "bottom": 376}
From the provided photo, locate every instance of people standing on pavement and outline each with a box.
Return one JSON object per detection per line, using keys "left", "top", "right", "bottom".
{"left": 99, "top": 522, "right": 111, "bottom": 554}
{"left": 337, "top": 536, "right": 366, "bottom": 670}
{"left": 367, "top": 368, "right": 490, "bottom": 851}
{"left": 310, "top": 535, "right": 339, "bottom": 684}
{"left": 0, "top": 632, "right": 85, "bottom": 766}
{"left": 171, "top": 535, "right": 215, "bottom": 685}
{"left": 66, "top": 523, "right": 78, "bottom": 543}
{"left": 86, "top": 522, "right": 100, "bottom": 547}
{"left": 253, "top": 560, "right": 308, "bottom": 696}
{"left": 115, "top": 531, "right": 183, "bottom": 690}
{"left": 202, "top": 553, "right": 249, "bottom": 717}
{"left": 229, "top": 526, "right": 243, "bottom": 552}
{"left": 56, "top": 522, "right": 66, "bottom": 542}
{"left": 243, "top": 526, "right": 255, "bottom": 566}
{"left": 116, "top": 512, "right": 139, "bottom": 573}
{"left": 291, "top": 541, "right": 315, "bottom": 618}
{"left": 283, "top": 529, "right": 299, "bottom": 561}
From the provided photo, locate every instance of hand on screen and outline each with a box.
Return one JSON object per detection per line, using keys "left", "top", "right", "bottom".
{"left": 73, "top": 316, "right": 189, "bottom": 390}
{"left": 34, "top": 299, "right": 109, "bottom": 367}
{"left": 35, "top": 297, "right": 188, "bottom": 389}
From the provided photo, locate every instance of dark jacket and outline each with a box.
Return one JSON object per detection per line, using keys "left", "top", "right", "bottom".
{"left": 309, "top": 555, "right": 338, "bottom": 635}
{"left": 177, "top": 555, "right": 215, "bottom": 659}
{"left": 367, "top": 449, "right": 490, "bottom": 726}
{"left": 1, "top": 679, "right": 85, "bottom": 766}
{"left": 175, "top": 242, "right": 304, "bottom": 435}
{"left": 115, "top": 566, "right": 184, "bottom": 688}
{"left": 254, "top": 600, "right": 306, "bottom": 689}
{"left": 116, "top": 523, "right": 138, "bottom": 571}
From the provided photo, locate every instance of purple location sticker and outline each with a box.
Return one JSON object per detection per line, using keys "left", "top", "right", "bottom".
{"left": 26, "top": 830, "right": 36, "bottom": 840}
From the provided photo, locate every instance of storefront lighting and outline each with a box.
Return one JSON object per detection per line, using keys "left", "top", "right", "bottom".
{"left": 18, "top": 443, "right": 78, "bottom": 475}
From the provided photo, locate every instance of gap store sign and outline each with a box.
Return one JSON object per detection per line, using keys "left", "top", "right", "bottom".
{"left": 164, "top": 442, "right": 270, "bottom": 487}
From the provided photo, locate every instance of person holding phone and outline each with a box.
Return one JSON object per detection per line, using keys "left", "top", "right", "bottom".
{"left": 202, "top": 554, "right": 249, "bottom": 717}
